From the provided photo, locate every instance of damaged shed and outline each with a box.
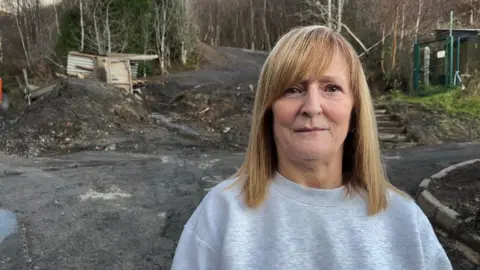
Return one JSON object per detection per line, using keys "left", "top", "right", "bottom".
{"left": 67, "top": 52, "right": 158, "bottom": 92}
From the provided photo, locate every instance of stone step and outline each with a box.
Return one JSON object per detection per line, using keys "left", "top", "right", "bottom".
{"left": 381, "top": 141, "right": 417, "bottom": 149}
{"left": 394, "top": 142, "right": 418, "bottom": 149}
{"left": 375, "top": 109, "right": 387, "bottom": 114}
{"left": 377, "top": 120, "right": 402, "bottom": 127}
{"left": 379, "top": 133, "right": 407, "bottom": 142}
{"left": 374, "top": 103, "right": 387, "bottom": 110}
{"left": 378, "top": 126, "right": 406, "bottom": 134}
{"left": 376, "top": 114, "right": 392, "bottom": 121}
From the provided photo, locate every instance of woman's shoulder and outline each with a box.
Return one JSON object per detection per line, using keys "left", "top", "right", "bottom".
{"left": 385, "top": 189, "right": 450, "bottom": 266}
{"left": 182, "top": 177, "right": 245, "bottom": 250}
{"left": 205, "top": 177, "right": 244, "bottom": 205}
{"left": 184, "top": 177, "right": 244, "bottom": 229}
{"left": 384, "top": 188, "right": 421, "bottom": 221}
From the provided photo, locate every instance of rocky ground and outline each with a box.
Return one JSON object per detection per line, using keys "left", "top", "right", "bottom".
{"left": 385, "top": 101, "right": 480, "bottom": 146}
{"left": 0, "top": 44, "right": 478, "bottom": 269}
{"left": 0, "top": 78, "right": 151, "bottom": 157}
{"left": 0, "top": 46, "right": 265, "bottom": 157}
{"left": 429, "top": 161, "right": 480, "bottom": 235}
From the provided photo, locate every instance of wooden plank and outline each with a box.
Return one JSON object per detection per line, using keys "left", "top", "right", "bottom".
{"left": 29, "top": 80, "right": 60, "bottom": 99}
{"left": 107, "top": 53, "right": 159, "bottom": 61}
{"left": 75, "top": 65, "right": 94, "bottom": 71}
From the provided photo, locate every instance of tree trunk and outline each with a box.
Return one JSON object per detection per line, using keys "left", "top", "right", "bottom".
{"left": 336, "top": 0, "right": 343, "bottom": 33}
{"left": 262, "top": 0, "right": 271, "bottom": 51}
{"left": 215, "top": 0, "right": 221, "bottom": 46}
{"left": 399, "top": 2, "right": 405, "bottom": 52}
{"left": 391, "top": 8, "right": 398, "bottom": 70}
{"left": 106, "top": 0, "right": 113, "bottom": 54}
{"left": 22, "top": 3, "right": 31, "bottom": 60}
{"left": 381, "top": 25, "right": 385, "bottom": 75}
{"left": 470, "top": 8, "right": 474, "bottom": 26}
{"left": 241, "top": 9, "right": 247, "bottom": 48}
{"left": 93, "top": 1, "right": 104, "bottom": 55}
{"left": 414, "top": 0, "right": 423, "bottom": 40}
{"left": 160, "top": 0, "right": 168, "bottom": 74}
{"left": 234, "top": 12, "right": 239, "bottom": 45}
{"left": 327, "top": 0, "right": 332, "bottom": 28}
{"left": 80, "top": 0, "right": 84, "bottom": 52}
{"left": 53, "top": 3, "right": 60, "bottom": 34}
{"left": 15, "top": 1, "right": 30, "bottom": 67}
{"left": 249, "top": 0, "right": 255, "bottom": 50}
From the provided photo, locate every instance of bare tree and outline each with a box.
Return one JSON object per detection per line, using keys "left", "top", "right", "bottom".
{"left": 249, "top": 0, "right": 255, "bottom": 50}
{"left": 327, "top": 0, "right": 332, "bottom": 28}
{"left": 301, "top": 0, "right": 368, "bottom": 54}
{"left": 336, "top": 0, "right": 343, "bottom": 33}
{"left": 414, "top": 0, "right": 424, "bottom": 40}
{"left": 79, "top": 0, "right": 84, "bottom": 51}
{"left": 261, "top": 0, "right": 271, "bottom": 50}
{"left": 154, "top": 0, "right": 173, "bottom": 74}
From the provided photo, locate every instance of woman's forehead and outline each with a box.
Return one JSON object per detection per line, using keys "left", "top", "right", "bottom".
{"left": 293, "top": 54, "right": 351, "bottom": 86}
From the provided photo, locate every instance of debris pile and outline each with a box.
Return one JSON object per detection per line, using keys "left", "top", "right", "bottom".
{"left": 0, "top": 78, "right": 147, "bottom": 156}
{"left": 143, "top": 83, "right": 255, "bottom": 148}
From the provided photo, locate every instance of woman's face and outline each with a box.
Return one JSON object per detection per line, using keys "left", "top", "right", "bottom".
{"left": 272, "top": 53, "right": 354, "bottom": 162}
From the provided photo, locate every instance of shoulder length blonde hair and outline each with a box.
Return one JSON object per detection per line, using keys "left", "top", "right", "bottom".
{"left": 231, "top": 25, "right": 408, "bottom": 215}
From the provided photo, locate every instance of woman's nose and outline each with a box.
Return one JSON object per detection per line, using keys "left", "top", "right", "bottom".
{"left": 300, "top": 85, "right": 323, "bottom": 117}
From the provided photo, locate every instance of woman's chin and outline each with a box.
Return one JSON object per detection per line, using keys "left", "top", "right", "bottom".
{"left": 294, "top": 147, "right": 336, "bottom": 161}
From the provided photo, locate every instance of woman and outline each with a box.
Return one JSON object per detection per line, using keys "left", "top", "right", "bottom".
{"left": 171, "top": 25, "right": 452, "bottom": 270}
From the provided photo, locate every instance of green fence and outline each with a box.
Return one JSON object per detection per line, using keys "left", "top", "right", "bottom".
{"left": 411, "top": 11, "right": 475, "bottom": 94}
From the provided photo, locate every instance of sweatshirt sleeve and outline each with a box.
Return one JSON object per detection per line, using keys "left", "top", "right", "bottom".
{"left": 416, "top": 206, "right": 453, "bottom": 270}
{"left": 171, "top": 227, "right": 218, "bottom": 270}
{"left": 428, "top": 249, "right": 453, "bottom": 270}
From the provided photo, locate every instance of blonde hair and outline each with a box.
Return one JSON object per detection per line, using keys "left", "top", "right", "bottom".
{"left": 231, "top": 25, "right": 409, "bottom": 215}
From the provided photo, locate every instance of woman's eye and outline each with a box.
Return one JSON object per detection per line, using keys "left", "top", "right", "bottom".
{"left": 284, "top": 87, "right": 302, "bottom": 95}
{"left": 325, "top": 84, "right": 342, "bottom": 92}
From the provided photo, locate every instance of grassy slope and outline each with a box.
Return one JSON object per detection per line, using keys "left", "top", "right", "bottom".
{"left": 385, "top": 86, "right": 480, "bottom": 145}
{"left": 391, "top": 86, "right": 480, "bottom": 117}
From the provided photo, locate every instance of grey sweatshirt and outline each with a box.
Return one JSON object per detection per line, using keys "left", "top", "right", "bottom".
{"left": 172, "top": 173, "right": 453, "bottom": 270}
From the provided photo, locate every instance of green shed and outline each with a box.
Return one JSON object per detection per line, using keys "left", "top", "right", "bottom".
{"left": 433, "top": 28, "right": 480, "bottom": 81}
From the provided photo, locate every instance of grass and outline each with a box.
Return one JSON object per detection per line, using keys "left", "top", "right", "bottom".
{"left": 391, "top": 86, "right": 480, "bottom": 117}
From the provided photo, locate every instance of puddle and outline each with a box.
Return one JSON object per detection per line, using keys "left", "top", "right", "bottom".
{"left": 0, "top": 209, "right": 18, "bottom": 244}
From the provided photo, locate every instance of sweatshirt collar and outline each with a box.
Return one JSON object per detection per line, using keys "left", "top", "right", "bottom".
{"left": 271, "top": 172, "right": 355, "bottom": 206}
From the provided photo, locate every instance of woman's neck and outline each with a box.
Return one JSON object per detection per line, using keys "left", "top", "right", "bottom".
{"left": 276, "top": 155, "right": 343, "bottom": 189}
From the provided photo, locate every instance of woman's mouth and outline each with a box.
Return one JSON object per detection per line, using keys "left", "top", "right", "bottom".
{"left": 295, "top": 127, "right": 328, "bottom": 133}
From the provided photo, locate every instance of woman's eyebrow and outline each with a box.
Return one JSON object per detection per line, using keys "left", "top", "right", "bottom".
{"left": 319, "top": 76, "right": 344, "bottom": 84}
{"left": 299, "top": 76, "right": 346, "bottom": 85}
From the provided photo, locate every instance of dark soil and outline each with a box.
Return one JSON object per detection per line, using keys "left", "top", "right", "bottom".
{"left": 0, "top": 45, "right": 267, "bottom": 157}
{"left": 142, "top": 83, "right": 254, "bottom": 149}
{"left": 437, "top": 232, "right": 478, "bottom": 270}
{"left": 0, "top": 78, "right": 150, "bottom": 157}
{"left": 429, "top": 161, "right": 480, "bottom": 234}
{"left": 385, "top": 101, "right": 480, "bottom": 146}
{"left": 140, "top": 45, "right": 266, "bottom": 150}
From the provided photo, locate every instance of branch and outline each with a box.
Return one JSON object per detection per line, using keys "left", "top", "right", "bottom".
{"left": 358, "top": 32, "right": 393, "bottom": 58}
{"left": 341, "top": 23, "right": 368, "bottom": 53}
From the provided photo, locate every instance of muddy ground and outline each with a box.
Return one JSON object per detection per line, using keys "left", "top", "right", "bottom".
{"left": 385, "top": 101, "right": 480, "bottom": 146}
{"left": 430, "top": 161, "right": 480, "bottom": 235}
{"left": 0, "top": 46, "right": 265, "bottom": 157}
